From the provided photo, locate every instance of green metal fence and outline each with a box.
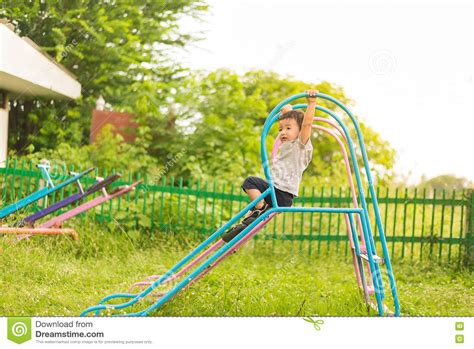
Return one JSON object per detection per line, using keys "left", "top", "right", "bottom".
{"left": 1, "top": 158, "right": 472, "bottom": 267}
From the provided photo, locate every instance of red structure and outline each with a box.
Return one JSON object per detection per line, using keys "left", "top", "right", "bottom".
{"left": 90, "top": 109, "right": 138, "bottom": 144}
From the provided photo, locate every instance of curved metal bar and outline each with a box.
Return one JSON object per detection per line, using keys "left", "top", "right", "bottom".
{"left": 289, "top": 104, "right": 378, "bottom": 257}
{"left": 277, "top": 116, "right": 379, "bottom": 300}
{"left": 262, "top": 94, "right": 392, "bottom": 315}
{"left": 82, "top": 92, "right": 399, "bottom": 317}
{"left": 312, "top": 125, "right": 365, "bottom": 286}
{"left": 311, "top": 117, "right": 366, "bottom": 248}
{"left": 273, "top": 120, "right": 371, "bottom": 293}
{"left": 320, "top": 98, "right": 398, "bottom": 314}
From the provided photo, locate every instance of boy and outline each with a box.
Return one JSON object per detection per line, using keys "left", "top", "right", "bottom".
{"left": 222, "top": 90, "right": 318, "bottom": 242}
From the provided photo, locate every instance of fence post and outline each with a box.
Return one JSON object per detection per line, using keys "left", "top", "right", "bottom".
{"left": 464, "top": 189, "right": 473, "bottom": 269}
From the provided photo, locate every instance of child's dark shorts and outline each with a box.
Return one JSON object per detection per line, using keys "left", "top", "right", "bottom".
{"left": 242, "top": 176, "right": 294, "bottom": 208}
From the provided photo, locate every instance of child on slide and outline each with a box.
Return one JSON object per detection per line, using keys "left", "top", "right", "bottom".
{"left": 222, "top": 90, "right": 318, "bottom": 243}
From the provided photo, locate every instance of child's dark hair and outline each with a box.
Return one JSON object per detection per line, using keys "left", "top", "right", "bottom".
{"left": 279, "top": 110, "right": 304, "bottom": 129}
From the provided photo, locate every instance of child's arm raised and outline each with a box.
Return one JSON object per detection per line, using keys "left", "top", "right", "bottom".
{"left": 299, "top": 89, "right": 318, "bottom": 145}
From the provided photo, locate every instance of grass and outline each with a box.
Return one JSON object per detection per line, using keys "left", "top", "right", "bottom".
{"left": 0, "top": 220, "right": 472, "bottom": 317}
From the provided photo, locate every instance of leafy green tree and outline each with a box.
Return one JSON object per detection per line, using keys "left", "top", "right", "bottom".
{"left": 243, "top": 70, "right": 396, "bottom": 186}
{"left": 168, "top": 69, "right": 396, "bottom": 188}
{"left": 418, "top": 174, "right": 473, "bottom": 191}
{"left": 1, "top": 0, "right": 207, "bottom": 154}
{"left": 25, "top": 125, "right": 158, "bottom": 175}
{"left": 1, "top": 1, "right": 396, "bottom": 189}
{"left": 175, "top": 70, "right": 268, "bottom": 183}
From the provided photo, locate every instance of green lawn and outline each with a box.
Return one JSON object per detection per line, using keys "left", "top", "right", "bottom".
{"left": 1, "top": 222, "right": 472, "bottom": 317}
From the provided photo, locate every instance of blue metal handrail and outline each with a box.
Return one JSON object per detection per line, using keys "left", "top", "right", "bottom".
{"left": 0, "top": 163, "right": 94, "bottom": 219}
{"left": 80, "top": 92, "right": 400, "bottom": 317}
{"left": 261, "top": 92, "right": 399, "bottom": 315}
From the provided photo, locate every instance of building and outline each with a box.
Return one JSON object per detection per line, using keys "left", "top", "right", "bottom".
{"left": 0, "top": 20, "right": 81, "bottom": 167}
{"left": 89, "top": 101, "right": 138, "bottom": 144}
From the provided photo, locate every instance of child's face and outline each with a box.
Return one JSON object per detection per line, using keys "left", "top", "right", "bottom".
{"left": 278, "top": 118, "right": 300, "bottom": 143}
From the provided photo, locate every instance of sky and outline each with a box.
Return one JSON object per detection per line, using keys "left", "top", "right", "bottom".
{"left": 177, "top": 0, "right": 474, "bottom": 184}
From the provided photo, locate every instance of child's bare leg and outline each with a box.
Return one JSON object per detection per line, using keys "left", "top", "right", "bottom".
{"left": 245, "top": 189, "right": 265, "bottom": 209}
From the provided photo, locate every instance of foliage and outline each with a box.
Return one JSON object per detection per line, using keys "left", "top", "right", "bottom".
{"left": 2, "top": 1, "right": 396, "bottom": 188}
{"left": 168, "top": 69, "right": 396, "bottom": 187}
{"left": 23, "top": 125, "right": 158, "bottom": 175}
{"left": 418, "top": 174, "right": 473, "bottom": 191}
{"left": 1, "top": 0, "right": 208, "bottom": 153}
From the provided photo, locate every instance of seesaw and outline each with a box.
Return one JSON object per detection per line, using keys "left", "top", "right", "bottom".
{"left": 14, "top": 179, "right": 142, "bottom": 240}
{"left": 3, "top": 174, "right": 121, "bottom": 240}
{"left": 21, "top": 173, "right": 121, "bottom": 227}
{"left": 0, "top": 161, "right": 93, "bottom": 219}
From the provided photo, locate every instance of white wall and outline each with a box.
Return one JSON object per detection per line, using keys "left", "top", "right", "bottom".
{"left": 0, "top": 107, "right": 8, "bottom": 168}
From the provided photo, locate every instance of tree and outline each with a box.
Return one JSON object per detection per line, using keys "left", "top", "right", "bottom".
{"left": 418, "top": 174, "right": 473, "bottom": 191}
{"left": 1, "top": 0, "right": 208, "bottom": 154}
{"left": 242, "top": 70, "right": 396, "bottom": 186}
{"left": 175, "top": 69, "right": 268, "bottom": 183}
{"left": 168, "top": 69, "right": 396, "bottom": 188}
{"left": 24, "top": 124, "right": 159, "bottom": 176}
{"left": 1, "top": 2, "right": 396, "bottom": 188}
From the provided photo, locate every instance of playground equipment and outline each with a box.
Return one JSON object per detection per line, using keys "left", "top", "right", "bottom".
{"left": 0, "top": 227, "right": 79, "bottom": 240}
{"left": 5, "top": 174, "right": 121, "bottom": 240}
{"left": 21, "top": 173, "right": 121, "bottom": 227}
{"left": 1, "top": 162, "right": 140, "bottom": 240}
{"left": 129, "top": 117, "right": 376, "bottom": 305}
{"left": 80, "top": 92, "right": 400, "bottom": 317}
{"left": 0, "top": 162, "right": 93, "bottom": 240}
{"left": 36, "top": 180, "right": 143, "bottom": 229}
{"left": 16, "top": 178, "right": 142, "bottom": 240}
{"left": 0, "top": 161, "right": 94, "bottom": 219}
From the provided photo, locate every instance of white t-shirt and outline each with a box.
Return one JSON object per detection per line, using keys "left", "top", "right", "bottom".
{"left": 271, "top": 136, "right": 313, "bottom": 197}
